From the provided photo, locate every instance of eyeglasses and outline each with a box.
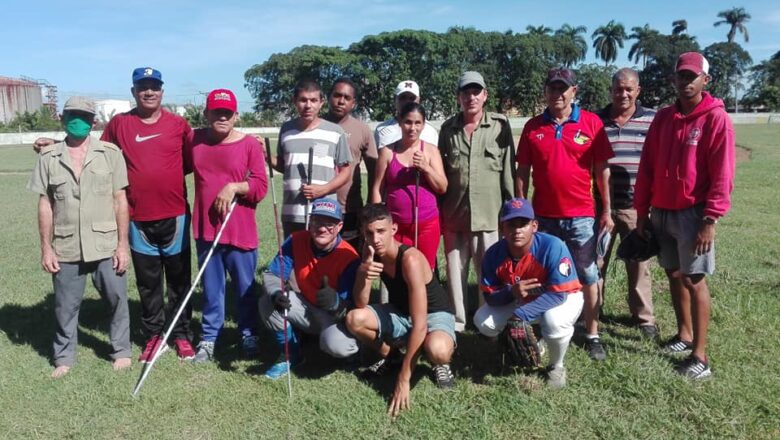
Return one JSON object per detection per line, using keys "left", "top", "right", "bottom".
{"left": 310, "top": 217, "right": 340, "bottom": 231}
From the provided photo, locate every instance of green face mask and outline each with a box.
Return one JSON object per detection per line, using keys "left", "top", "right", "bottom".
{"left": 64, "top": 115, "right": 92, "bottom": 139}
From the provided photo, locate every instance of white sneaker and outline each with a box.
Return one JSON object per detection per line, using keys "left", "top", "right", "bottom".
{"left": 547, "top": 365, "right": 566, "bottom": 389}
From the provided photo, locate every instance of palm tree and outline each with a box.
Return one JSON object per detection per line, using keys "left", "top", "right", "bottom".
{"left": 592, "top": 20, "right": 627, "bottom": 66}
{"left": 628, "top": 24, "right": 661, "bottom": 67}
{"left": 526, "top": 25, "right": 553, "bottom": 36}
{"left": 555, "top": 24, "right": 588, "bottom": 65}
{"left": 672, "top": 19, "right": 688, "bottom": 35}
{"left": 714, "top": 7, "right": 751, "bottom": 43}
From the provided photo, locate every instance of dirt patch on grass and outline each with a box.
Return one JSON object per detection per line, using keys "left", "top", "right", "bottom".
{"left": 736, "top": 145, "right": 751, "bottom": 163}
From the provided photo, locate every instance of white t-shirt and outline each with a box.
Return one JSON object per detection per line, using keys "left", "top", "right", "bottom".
{"left": 374, "top": 118, "right": 439, "bottom": 149}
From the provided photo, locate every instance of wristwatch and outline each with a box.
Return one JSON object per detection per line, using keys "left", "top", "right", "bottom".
{"left": 702, "top": 216, "right": 718, "bottom": 225}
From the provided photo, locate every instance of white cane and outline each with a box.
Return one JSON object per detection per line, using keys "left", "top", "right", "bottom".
{"left": 266, "top": 138, "right": 293, "bottom": 398}
{"left": 132, "top": 199, "right": 238, "bottom": 397}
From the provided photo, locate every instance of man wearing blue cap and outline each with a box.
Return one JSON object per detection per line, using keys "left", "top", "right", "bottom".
{"left": 474, "top": 197, "right": 585, "bottom": 388}
{"left": 101, "top": 67, "right": 196, "bottom": 362}
{"left": 258, "top": 197, "right": 361, "bottom": 379}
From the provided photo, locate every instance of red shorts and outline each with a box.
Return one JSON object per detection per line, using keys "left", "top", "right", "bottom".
{"left": 394, "top": 216, "right": 440, "bottom": 269}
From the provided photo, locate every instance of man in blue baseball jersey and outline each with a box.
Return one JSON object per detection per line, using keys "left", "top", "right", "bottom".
{"left": 474, "top": 197, "right": 584, "bottom": 388}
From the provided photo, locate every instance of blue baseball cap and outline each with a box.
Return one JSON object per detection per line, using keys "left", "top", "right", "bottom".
{"left": 132, "top": 67, "right": 163, "bottom": 84}
{"left": 500, "top": 197, "right": 535, "bottom": 222}
{"left": 310, "top": 198, "right": 342, "bottom": 221}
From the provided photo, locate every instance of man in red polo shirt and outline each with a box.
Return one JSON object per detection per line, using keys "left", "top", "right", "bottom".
{"left": 516, "top": 68, "right": 614, "bottom": 361}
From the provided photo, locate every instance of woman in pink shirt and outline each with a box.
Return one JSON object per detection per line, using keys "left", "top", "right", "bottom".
{"left": 370, "top": 103, "right": 447, "bottom": 268}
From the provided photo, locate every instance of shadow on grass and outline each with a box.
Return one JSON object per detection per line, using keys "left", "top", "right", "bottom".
{"left": 0, "top": 292, "right": 146, "bottom": 364}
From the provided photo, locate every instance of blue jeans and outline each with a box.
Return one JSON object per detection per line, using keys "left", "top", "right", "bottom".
{"left": 537, "top": 216, "right": 599, "bottom": 285}
{"left": 196, "top": 240, "right": 259, "bottom": 342}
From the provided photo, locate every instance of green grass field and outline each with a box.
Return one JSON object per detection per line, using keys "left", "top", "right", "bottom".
{"left": 1, "top": 126, "right": 779, "bottom": 439}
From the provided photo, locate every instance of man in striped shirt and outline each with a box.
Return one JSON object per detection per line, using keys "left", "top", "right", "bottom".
{"left": 595, "top": 68, "right": 658, "bottom": 339}
{"left": 276, "top": 79, "right": 353, "bottom": 237}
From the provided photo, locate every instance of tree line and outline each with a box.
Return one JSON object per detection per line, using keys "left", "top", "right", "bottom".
{"left": 245, "top": 7, "right": 780, "bottom": 121}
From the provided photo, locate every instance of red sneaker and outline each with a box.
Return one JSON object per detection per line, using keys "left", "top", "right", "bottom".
{"left": 174, "top": 338, "right": 196, "bottom": 360}
{"left": 138, "top": 335, "right": 168, "bottom": 364}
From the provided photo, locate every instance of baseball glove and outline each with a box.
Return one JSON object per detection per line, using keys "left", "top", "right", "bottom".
{"left": 501, "top": 318, "right": 542, "bottom": 369}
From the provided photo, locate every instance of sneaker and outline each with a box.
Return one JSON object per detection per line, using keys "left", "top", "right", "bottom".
{"left": 675, "top": 355, "right": 712, "bottom": 380}
{"left": 547, "top": 365, "right": 567, "bottom": 389}
{"left": 241, "top": 335, "right": 260, "bottom": 357}
{"left": 639, "top": 325, "right": 660, "bottom": 341}
{"left": 662, "top": 336, "right": 693, "bottom": 356}
{"left": 138, "top": 335, "right": 168, "bottom": 364}
{"left": 361, "top": 350, "right": 402, "bottom": 378}
{"left": 174, "top": 338, "right": 195, "bottom": 361}
{"left": 585, "top": 337, "right": 607, "bottom": 361}
{"left": 432, "top": 363, "right": 455, "bottom": 389}
{"left": 264, "top": 357, "right": 304, "bottom": 380}
{"left": 192, "top": 341, "right": 215, "bottom": 364}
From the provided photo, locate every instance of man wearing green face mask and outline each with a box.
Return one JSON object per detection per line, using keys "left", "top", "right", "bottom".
{"left": 28, "top": 96, "right": 132, "bottom": 378}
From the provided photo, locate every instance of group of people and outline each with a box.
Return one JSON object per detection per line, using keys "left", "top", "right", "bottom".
{"left": 29, "top": 50, "right": 734, "bottom": 413}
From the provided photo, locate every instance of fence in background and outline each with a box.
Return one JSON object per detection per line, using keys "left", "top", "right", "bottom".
{"left": 1, "top": 114, "right": 778, "bottom": 146}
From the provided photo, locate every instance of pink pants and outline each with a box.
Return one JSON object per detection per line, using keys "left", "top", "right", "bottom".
{"left": 394, "top": 216, "right": 440, "bottom": 269}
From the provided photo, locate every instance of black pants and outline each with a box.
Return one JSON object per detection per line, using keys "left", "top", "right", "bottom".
{"left": 131, "top": 217, "right": 192, "bottom": 340}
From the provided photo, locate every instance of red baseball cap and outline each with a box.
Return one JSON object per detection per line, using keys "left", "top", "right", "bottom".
{"left": 206, "top": 89, "right": 237, "bottom": 112}
{"left": 676, "top": 52, "right": 710, "bottom": 75}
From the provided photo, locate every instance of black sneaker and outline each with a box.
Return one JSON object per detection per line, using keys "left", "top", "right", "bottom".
{"left": 662, "top": 336, "right": 693, "bottom": 356}
{"left": 432, "top": 363, "right": 455, "bottom": 389}
{"left": 585, "top": 337, "right": 607, "bottom": 361}
{"left": 361, "top": 350, "right": 401, "bottom": 378}
{"left": 638, "top": 325, "right": 660, "bottom": 341}
{"left": 675, "top": 355, "right": 712, "bottom": 380}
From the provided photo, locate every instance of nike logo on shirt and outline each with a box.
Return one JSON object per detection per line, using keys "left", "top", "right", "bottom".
{"left": 135, "top": 133, "right": 162, "bottom": 142}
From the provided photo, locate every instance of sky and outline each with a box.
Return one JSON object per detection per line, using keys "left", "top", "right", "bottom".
{"left": 2, "top": 0, "right": 779, "bottom": 113}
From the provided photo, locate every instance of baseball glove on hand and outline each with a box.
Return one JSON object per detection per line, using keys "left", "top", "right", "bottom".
{"left": 502, "top": 317, "right": 542, "bottom": 369}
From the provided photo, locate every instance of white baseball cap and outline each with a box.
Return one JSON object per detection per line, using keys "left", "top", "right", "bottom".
{"left": 394, "top": 80, "right": 420, "bottom": 98}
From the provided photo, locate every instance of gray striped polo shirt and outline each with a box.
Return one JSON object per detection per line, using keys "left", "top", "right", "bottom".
{"left": 278, "top": 118, "right": 352, "bottom": 223}
{"left": 596, "top": 103, "right": 656, "bottom": 209}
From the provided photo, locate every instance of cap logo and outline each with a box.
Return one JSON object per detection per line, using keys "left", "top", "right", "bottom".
{"left": 213, "top": 92, "right": 232, "bottom": 101}
{"left": 405, "top": 82, "right": 413, "bottom": 88}
{"left": 144, "top": 68, "right": 153, "bottom": 77}
{"left": 315, "top": 201, "right": 337, "bottom": 212}
{"left": 511, "top": 200, "right": 523, "bottom": 209}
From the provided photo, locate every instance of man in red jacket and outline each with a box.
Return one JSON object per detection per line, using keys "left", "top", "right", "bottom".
{"left": 634, "top": 52, "right": 735, "bottom": 380}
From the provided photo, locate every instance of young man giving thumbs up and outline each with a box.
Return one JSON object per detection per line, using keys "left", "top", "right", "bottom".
{"left": 348, "top": 203, "right": 456, "bottom": 418}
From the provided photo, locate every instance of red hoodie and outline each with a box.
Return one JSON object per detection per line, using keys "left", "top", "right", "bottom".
{"left": 634, "top": 92, "right": 735, "bottom": 219}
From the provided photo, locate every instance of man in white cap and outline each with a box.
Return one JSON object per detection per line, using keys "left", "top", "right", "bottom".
{"left": 28, "top": 96, "right": 132, "bottom": 378}
{"left": 634, "top": 52, "right": 735, "bottom": 380}
{"left": 374, "top": 80, "right": 439, "bottom": 149}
